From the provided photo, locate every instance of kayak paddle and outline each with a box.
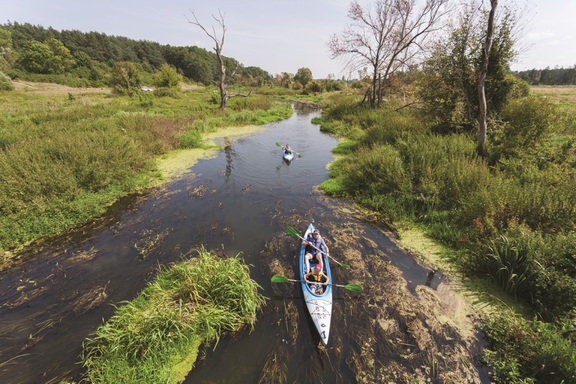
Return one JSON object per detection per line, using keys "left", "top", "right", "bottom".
{"left": 271, "top": 274, "right": 363, "bottom": 292}
{"left": 285, "top": 225, "right": 348, "bottom": 268}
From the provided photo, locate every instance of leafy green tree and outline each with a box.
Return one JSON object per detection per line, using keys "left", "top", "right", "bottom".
{"left": 15, "top": 40, "right": 59, "bottom": 74}
{"left": 155, "top": 63, "right": 181, "bottom": 88}
{"left": 110, "top": 61, "right": 141, "bottom": 95}
{"left": 0, "top": 27, "right": 11, "bottom": 49}
{"left": 419, "top": 3, "right": 521, "bottom": 137}
{"left": 0, "top": 71, "right": 14, "bottom": 90}
{"left": 237, "top": 66, "right": 272, "bottom": 86}
{"left": 0, "top": 27, "right": 13, "bottom": 70}
{"left": 294, "top": 67, "right": 312, "bottom": 87}
{"left": 46, "top": 38, "right": 76, "bottom": 71}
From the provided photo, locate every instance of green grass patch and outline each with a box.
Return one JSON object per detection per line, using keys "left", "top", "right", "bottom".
{"left": 81, "top": 249, "right": 266, "bottom": 384}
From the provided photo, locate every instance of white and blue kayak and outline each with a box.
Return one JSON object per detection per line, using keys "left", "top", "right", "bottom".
{"left": 283, "top": 150, "right": 294, "bottom": 162}
{"left": 299, "top": 223, "right": 332, "bottom": 345}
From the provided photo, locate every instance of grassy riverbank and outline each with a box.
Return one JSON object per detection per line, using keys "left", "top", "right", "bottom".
{"left": 318, "top": 88, "right": 576, "bottom": 383}
{"left": 0, "top": 84, "right": 293, "bottom": 267}
{"left": 80, "top": 249, "right": 266, "bottom": 383}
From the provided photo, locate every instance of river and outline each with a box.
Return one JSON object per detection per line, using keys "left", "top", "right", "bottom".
{"left": 0, "top": 103, "right": 489, "bottom": 383}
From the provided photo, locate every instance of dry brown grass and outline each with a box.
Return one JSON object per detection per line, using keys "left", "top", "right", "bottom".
{"left": 12, "top": 80, "right": 110, "bottom": 96}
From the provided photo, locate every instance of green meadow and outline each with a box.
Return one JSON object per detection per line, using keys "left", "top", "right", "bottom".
{"left": 0, "top": 84, "right": 293, "bottom": 265}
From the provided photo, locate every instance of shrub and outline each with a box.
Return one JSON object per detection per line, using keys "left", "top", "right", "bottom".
{"left": 0, "top": 71, "right": 14, "bottom": 90}
{"left": 484, "top": 314, "right": 576, "bottom": 384}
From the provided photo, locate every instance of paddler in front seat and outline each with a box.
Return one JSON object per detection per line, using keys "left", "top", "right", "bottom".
{"left": 304, "top": 263, "right": 329, "bottom": 294}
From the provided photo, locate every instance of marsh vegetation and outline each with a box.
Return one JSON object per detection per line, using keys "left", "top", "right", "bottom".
{"left": 317, "top": 86, "right": 576, "bottom": 383}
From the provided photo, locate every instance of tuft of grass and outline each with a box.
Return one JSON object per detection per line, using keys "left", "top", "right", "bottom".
{"left": 81, "top": 249, "right": 266, "bottom": 384}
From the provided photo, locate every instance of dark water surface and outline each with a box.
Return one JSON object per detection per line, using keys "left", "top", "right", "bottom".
{"left": 0, "top": 104, "right": 487, "bottom": 383}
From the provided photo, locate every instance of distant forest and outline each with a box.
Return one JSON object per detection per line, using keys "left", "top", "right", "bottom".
{"left": 0, "top": 21, "right": 274, "bottom": 87}
{"left": 2, "top": 21, "right": 575, "bottom": 88}
{"left": 513, "top": 66, "right": 576, "bottom": 85}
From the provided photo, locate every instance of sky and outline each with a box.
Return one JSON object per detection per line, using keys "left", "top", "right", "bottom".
{"left": 2, "top": 0, "right": 575, "bottom": 79}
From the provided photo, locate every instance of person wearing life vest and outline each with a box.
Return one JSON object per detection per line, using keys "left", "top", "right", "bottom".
{"left": 304, "top": 263, "right": 329, "bottom": 294}
{"left": 302, "top": 228, "right": 330, "bottom": 273}
{"left": 283, "top": 144, "right": 293, "bottom": 155}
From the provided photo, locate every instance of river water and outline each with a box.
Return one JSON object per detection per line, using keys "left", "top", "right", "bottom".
{"left": 0, "top": 103, "right": 487, "bottom": 383}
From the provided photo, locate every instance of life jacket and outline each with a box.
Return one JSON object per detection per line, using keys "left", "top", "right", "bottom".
{"left": 309, "top": 272, "right": 326, "bottom": 283}
{"left": 307, "top": 235, "right": 324, "bottom": 255}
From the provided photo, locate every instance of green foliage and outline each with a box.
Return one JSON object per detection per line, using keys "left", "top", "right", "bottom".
{"left": 484, "top": 315, "right": 576, "bottom": 384}
{"left": 527, "top": 231, "right": 576, "bottom": 321}
{"left": 293, "top": 67, "right": 312, "bottom": 87}
{"left": 156, "top": 64, "right": 182, "bottom": 89}
{"left": 16, "top": 40, "right": 60, "bottom": 74}
{"left": 179, "top": 128, "right": 203, "bottom": 149}
{"left": 490, "top": 97, "right": 558, "bottom": 161}
{"left": 482, "top": 235, "right": 537, "bottom": 298}
{"left": 228, "top": 94, "right": 271, "bottom": 111}
{"left": 0, "top": 71, "right": 14, "bottom": 90}
{"left": 418, "top": 4, "right": 521, "bottom": 134}
{"left": 0, "top": 89, "right": 290, "bottom": 254}
{"left": 81, "top": 249, "right": 266, "bottom": 384}
{"left": 138, "top": 91, "right": 154, "bottom": 108}
{"left": 46, "top": 38, "right": 76, "bottom": 71}
{"left": 342, "top": 144, "right": 412, "bottom": 198}
{"left": 320, "top": 84, "right": 576, "bottom": 383}
{"left": 1, "top": 21, "right": 279, "bottom": 90}
{"left": 210, "top": 91, "right": 221, "bottom": 105}
{"left": 110, "top": 61, "right": 141, "bottom": 95}
{"left": 515, "top": 66, "right": 576, "bottom": 86}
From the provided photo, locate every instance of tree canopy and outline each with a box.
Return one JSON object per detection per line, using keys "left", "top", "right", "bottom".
{"left": 1, "top": 21, "right": 273, "bottom": 87}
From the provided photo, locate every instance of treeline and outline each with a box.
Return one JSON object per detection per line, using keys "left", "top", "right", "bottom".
{"left": 514, "top": 66, "right": 576, "bottom": 85}
{"left": 0, "top": 21, "right": 273, "bottom": 87}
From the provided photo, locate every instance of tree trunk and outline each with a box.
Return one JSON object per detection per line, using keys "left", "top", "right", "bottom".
{"left": 477, "top": 0, "right": 498, "bottom": 157}
{"left": 216, "top": 54, "right": 228, "bottom": 110}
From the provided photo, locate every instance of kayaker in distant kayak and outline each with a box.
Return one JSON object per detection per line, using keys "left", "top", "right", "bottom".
{"left": 304, "top": 263, "right": 329, "bottom": 294}
{"left": 302, "top": 228, "right": 330, "bottom": 273}
{"left": 282, "top": 144, "right": 293, "bottom": 155}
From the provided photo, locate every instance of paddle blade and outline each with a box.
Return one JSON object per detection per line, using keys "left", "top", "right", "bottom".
{"left": 345, "top": 283, "right": 363, "bottom": 293}
{"left": 298, "top": 153, "right": 303, "bottom": 158}
{"left": 275, "top": 142, "right": 282, "bottom": 147}
{"left": 285, "top": 225, "right": 300, "bottom": 237}
{"left": 271, "top": 274, "right": 290, "bottom": 283}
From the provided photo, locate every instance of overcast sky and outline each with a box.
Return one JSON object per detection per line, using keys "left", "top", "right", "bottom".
{"left": 2, "top": 0, "right": 575, "bottom": 79}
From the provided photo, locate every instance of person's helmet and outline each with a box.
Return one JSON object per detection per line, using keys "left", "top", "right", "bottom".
{"left": 314, "top": 264, "right": 322, "bottom": 272}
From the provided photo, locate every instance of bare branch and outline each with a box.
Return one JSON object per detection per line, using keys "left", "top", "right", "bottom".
{"left": 186, "top": 9, "right": 240, "bottom": 110}
{"left": 328, "top": 0, "right": 451, "bottom": 108}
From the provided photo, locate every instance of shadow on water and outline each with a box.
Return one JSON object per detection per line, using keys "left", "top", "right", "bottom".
{"left": 0, "top": 103, "right": 490, "bottom": 383}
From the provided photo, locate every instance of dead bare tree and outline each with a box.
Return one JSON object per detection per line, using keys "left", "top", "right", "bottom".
{"left": 186, "top": 10, "right": 249, "bottom": 110}
{"left": 476, "top": 0, "right": 498, "bottom": 157}
{"left": 328, "top": 0, "right": 450, "bottom": 108}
